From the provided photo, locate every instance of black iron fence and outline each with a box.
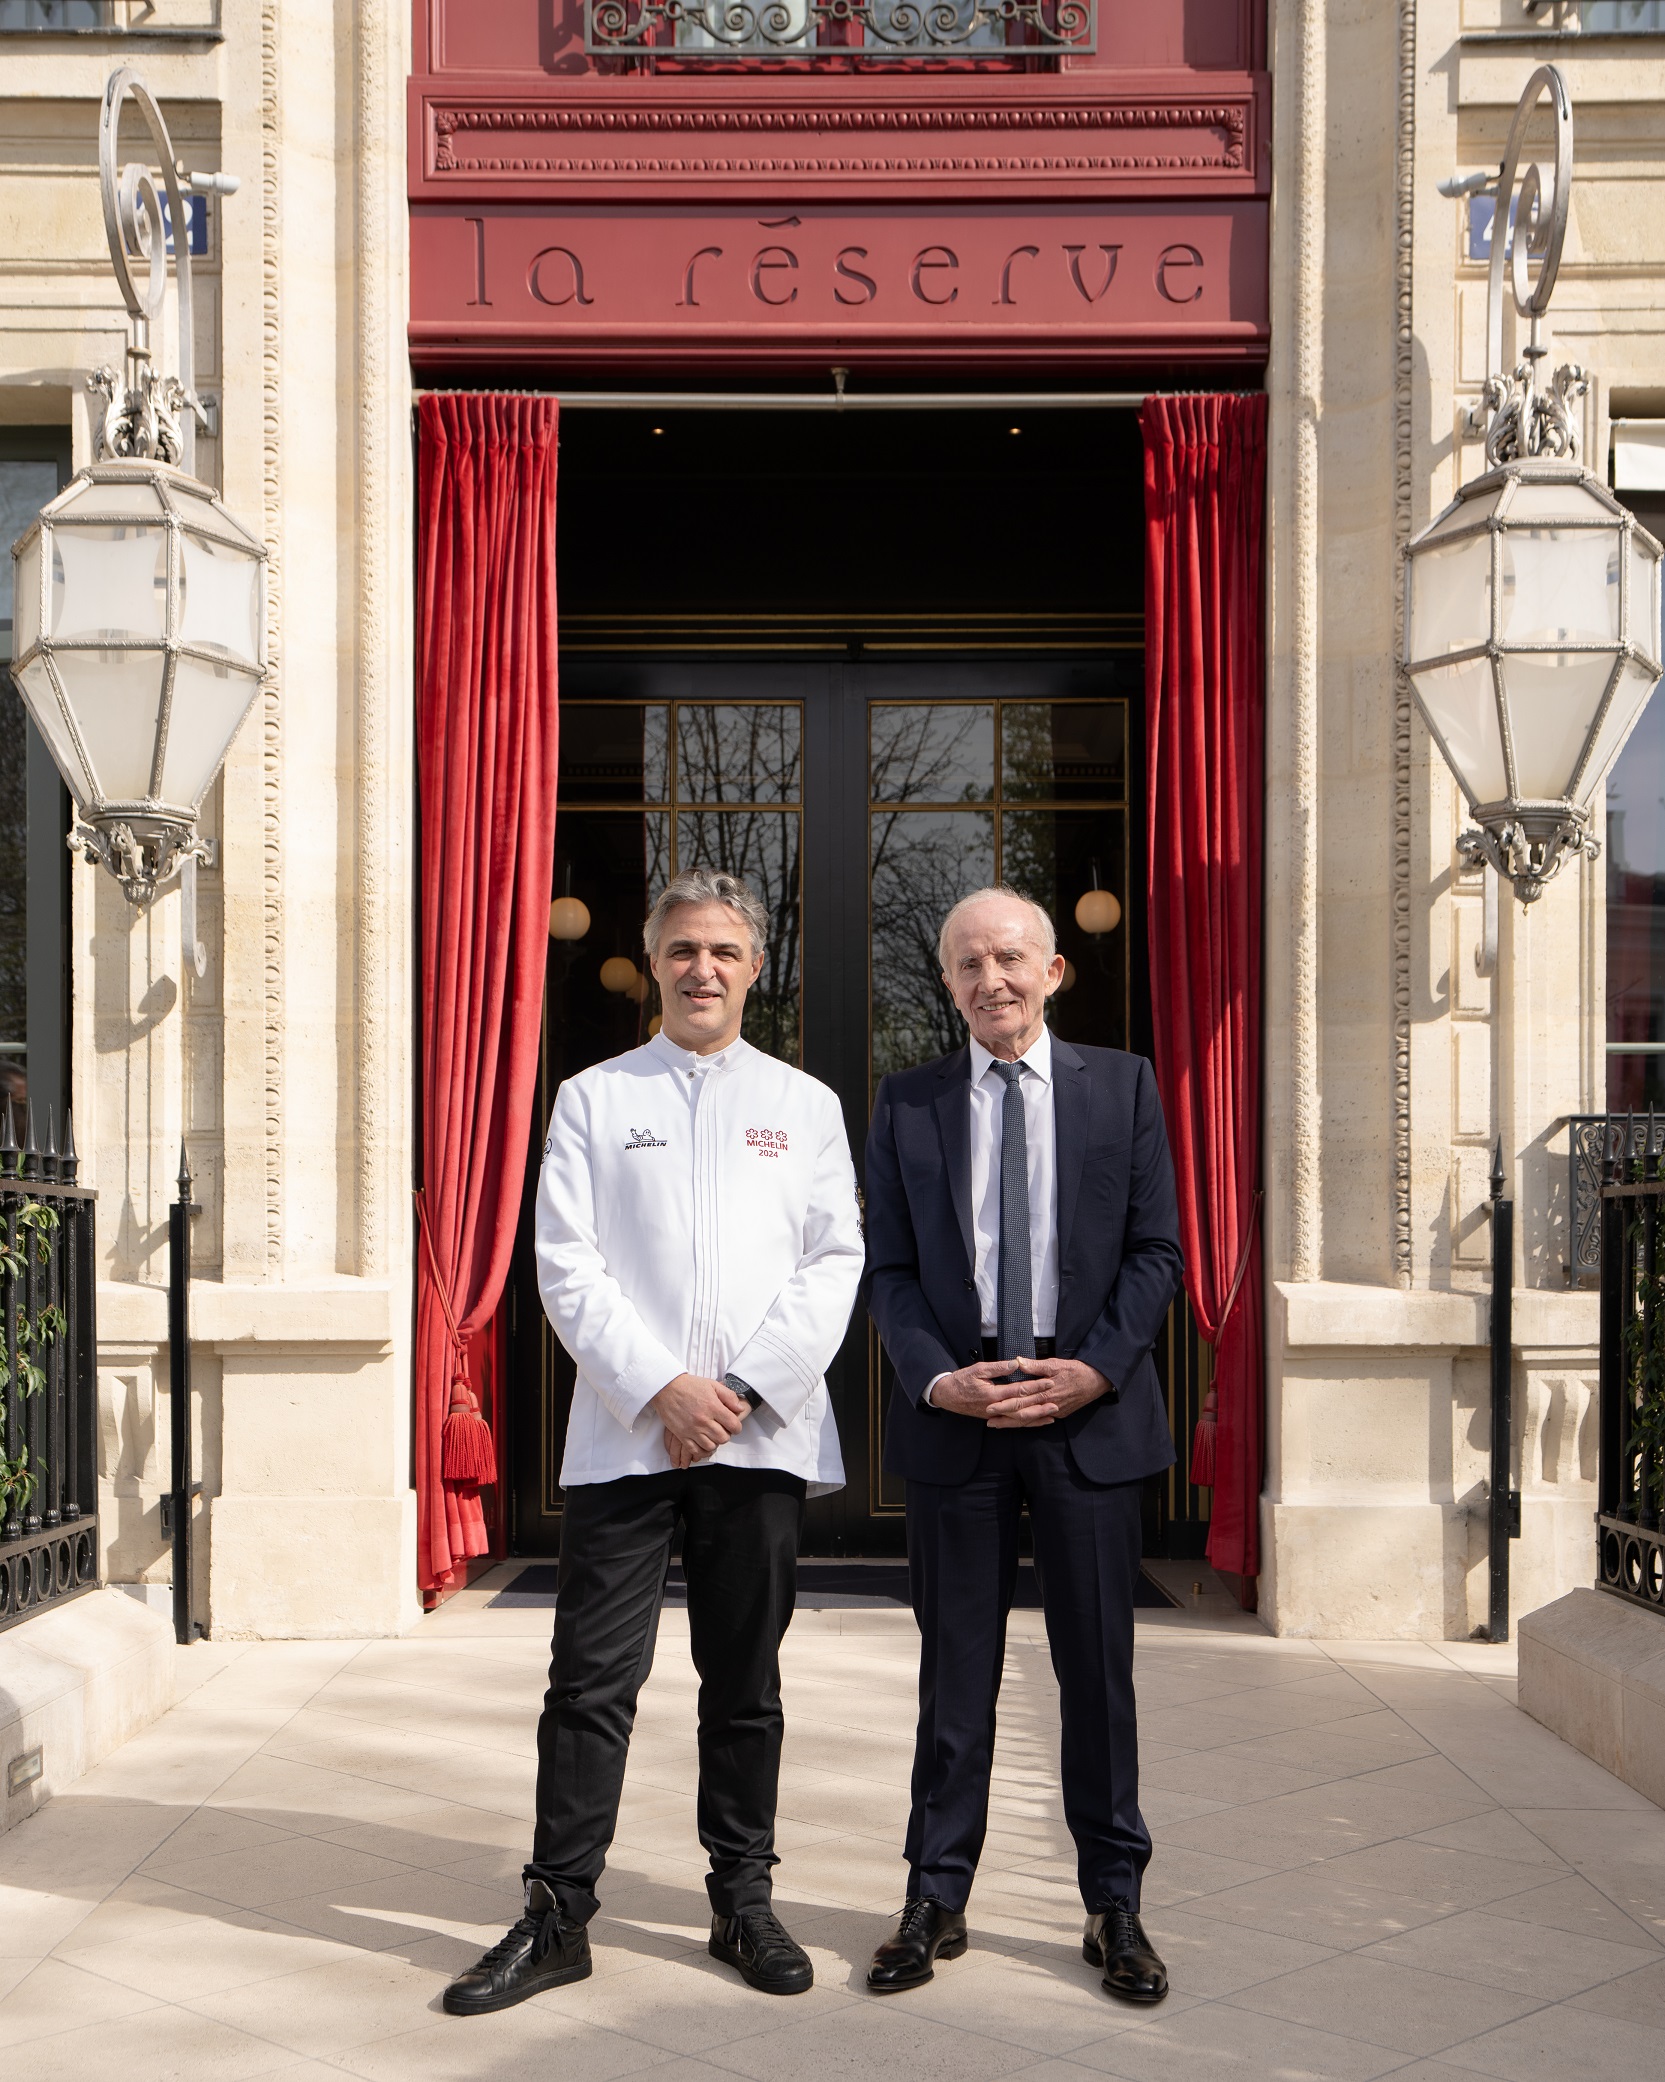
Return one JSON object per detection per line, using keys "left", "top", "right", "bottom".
{"left": 0, "top": 1103, "right": 98, "bottom": 1635}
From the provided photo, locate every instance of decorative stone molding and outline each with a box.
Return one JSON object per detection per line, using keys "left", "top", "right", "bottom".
{"left": 1287, "top": 0, "right": 1324, "bottom": 1285}
{"left": 411, "top": 84, "right": 1265, "bottom": 195}
{"left": 261, "top": 0, "right": 284, "bottom": 1277}
{"left": 1392, "top": 0, "right": 1416, "bottom": 1290}
{"left": 433, "top": 101, "right": 1248, "bottom": 176}
{"left": 357, "top": 5, "right": 390, "bottom": 1278}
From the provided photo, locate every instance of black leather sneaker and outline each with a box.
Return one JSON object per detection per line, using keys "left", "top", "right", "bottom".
{"left": 1084, "top": 1902, "right": 1168, "bottom": 2004}
{"left": 866, "top": 1897, "right": 969, "bottom": 1992}
{"left": 708, "top": 1908, "right": 815, "bottom": 1994}
{"left": 442, "top": 1881, "right": 592, "bottom": 2016}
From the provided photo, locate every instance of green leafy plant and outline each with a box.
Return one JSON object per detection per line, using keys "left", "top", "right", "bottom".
{"left": 0, "top": 1445, "right": 35, "bottom": 1517}
{"left": 1, "top": 1200, "right": 61, "bottom": 1518}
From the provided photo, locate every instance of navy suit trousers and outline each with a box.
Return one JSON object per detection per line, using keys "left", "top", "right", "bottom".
{"left": 904, "top": 1426, "right": 1150, "bottom": 1915}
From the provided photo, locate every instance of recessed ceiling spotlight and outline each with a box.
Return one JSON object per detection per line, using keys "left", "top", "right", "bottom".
{"left": 1008, "top": 425, "right": 1022, "bottom": 436}
{"left": 651, "top": 425, "right": 665, "bottom": 435}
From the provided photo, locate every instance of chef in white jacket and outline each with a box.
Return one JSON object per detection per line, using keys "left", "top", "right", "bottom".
{"left": 445, "top": 866, "right": 863, "bottom": 2021}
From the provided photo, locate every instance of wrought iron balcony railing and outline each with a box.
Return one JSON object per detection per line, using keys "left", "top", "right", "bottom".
{"left": 0, "top": 1105, "right": 99, "bottom": 1637}
{"left": 1598, "top": 1114, "right": 1665, "bottom": 1615}
{"left": 586, "top": 0, "right": 1094, "bottom": 59}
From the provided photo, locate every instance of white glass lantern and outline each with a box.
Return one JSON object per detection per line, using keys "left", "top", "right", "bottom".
{"left": 9, "top": 458, "right": 267, "bottom": 903}
{"left": 1404, "top": 458, "right": 1663, "bottom": 901}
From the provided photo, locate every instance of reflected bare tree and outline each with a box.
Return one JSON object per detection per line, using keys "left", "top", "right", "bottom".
{"left": 870, "top": 704, "right": 992, "bottom": 805}
{"left": 871, "top": 806, "right": 994, "bottom": 1081}
{"left": 677, "top": 704, "right": 799, "bottom": 805}
{"left": 679, "top": 810, "right": 801, "bottom": 1063}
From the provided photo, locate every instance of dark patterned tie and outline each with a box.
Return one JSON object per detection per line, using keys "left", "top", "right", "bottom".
{"left": 992, "top": 1061, "right": 1033, "bottom": 1362}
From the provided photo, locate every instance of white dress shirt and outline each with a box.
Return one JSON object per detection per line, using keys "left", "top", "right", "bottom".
{"left": 924, "top": 1026, "right": 1059, "bottom": 1403}
{"left": 967, "top": 1025, "right": 1060, "bottom": 1339}
{"left": 534, "top": 1030, "right": 863, "bottom": 1493}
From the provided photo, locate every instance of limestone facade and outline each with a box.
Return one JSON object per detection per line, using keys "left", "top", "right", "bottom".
{"left": 0, "top": 3, "right": 416, "bottom": 1640}
{"left": 1262, "top": 0, "right": 1660, "bottom": 1637}
{"left": 0, "top": 0, "right": 1656, "bottom": 1637}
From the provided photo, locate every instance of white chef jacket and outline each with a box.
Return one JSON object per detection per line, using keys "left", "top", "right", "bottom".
{"left": 535, "top": 1030, "right": 863, "bottom": 1493}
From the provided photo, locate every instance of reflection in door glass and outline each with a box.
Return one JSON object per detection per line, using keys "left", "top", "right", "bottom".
{"left": 677, "top": 704, "right": 800, "bottom": 804}
{"left": 0, "top": 678, "right": 25, "bottom": 1111}
{"left": 1001, "top": 701, "right": 1126, "bottom": 801}
{"left": 0, "top": 458, "right": 59, "bottom": 1114}
{"left": 1608, "top": 688, "right": 1665, "bottom": 1108}
{"left": 870, "top": 705, "right": 993, "bottom": 804}
{"left": 869, "top": 698, "right": 1128, "bottom": 1088}
{"left": 548, "top": 701, "right": 804, "bottom": 1072}
{"left": 870, "top": 808, "right": 995, "bottom": 1079}
{"left": 556, "top": 703, "right": 668, "bottom": 803}
{"left": 677, "top": 809, "right": 801, "bottom": 1062}
{"left": 1003, "top": 808, "right": 1127, "bottom": 1058}
{"left": 547, "top": 810, "right": 666, "bottom": 1073}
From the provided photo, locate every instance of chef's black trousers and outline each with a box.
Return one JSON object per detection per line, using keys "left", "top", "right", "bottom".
{"left": 523, "top": 1463, "right": 805, "bottom": 1926}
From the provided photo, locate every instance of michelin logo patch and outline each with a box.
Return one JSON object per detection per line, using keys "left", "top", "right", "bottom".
{"left": 625, "top": 1127, "right": 668, "bottom": 1150}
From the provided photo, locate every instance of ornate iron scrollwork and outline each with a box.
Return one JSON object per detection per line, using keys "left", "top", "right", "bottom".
{"left": 1456, "top": 810, "right": 1599, "bottom": 908}
{"left": 585, "top": 0, "right": 1094, "bottom": 56}
{"left": 1466, "top": 65, "right": 1585, "bottom": 465}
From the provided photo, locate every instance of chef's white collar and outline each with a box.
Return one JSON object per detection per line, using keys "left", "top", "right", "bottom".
{"left": 647, "top": 1029, "right": 746, "bottom": 1075}
{"left": 968, "top": 1022, "right": 1054, "bottom": 1089}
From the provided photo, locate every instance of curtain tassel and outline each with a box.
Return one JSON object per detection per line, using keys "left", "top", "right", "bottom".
{"left": 1189, "top": 1385, "right": 1218, "bottom": 1489}
{"left": 442, "top": 1376, "right": 497, "bottom": 1486}
{"left": 417, "top": 1186, "right": 496, "bottom": 1490}
{"left": 1189, "top": 1195, "right": 1261, "bottom": 1492}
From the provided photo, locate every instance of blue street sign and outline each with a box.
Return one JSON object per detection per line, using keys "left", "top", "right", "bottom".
{"left": 1469, "top": 192, "right": 1521, "bottom": 264}
{"left": 121, "top": 191, "right": 208, "bottom": 261}
{"left": 158, "top": 193, "right": 209, "bottom": 259}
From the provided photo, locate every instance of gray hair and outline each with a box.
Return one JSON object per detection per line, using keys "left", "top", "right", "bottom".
{"left": 937, "top": 884, "right": 1057, "bottom": 972}
{"left": 643, "top": 867, "right": 770, "bottom": 961}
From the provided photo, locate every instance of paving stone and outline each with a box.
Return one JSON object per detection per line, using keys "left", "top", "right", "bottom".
{"left": 1, "top": 1580, "right": 1661, "bottom": 2077}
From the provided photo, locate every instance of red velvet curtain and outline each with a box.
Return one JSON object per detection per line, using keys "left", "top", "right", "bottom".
{"left": 1140, "top": 392, "right": 1267, "bottom": 1587}
{"left": 416, "top": 393, "right": 560, "bottom": 1599}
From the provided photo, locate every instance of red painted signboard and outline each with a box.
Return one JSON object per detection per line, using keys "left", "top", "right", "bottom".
{"left": 411, "top": 198, "right": 1265, "bottom": 367}
{"left": 409, "top": 5, "right": 1269, "bottom": 371}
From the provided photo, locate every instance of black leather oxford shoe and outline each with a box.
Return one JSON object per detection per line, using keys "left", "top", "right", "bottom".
{"left": 709, "top": 1909, "right": 815, "bottom": 1994}
{"left": 1084, "top": 1902, "right": 1168, "bottom": 2004}
{"left": 442, "top": 1880, "right": 592, "bottom": 2015}
{"left": 866, "top": 1897, "right": 969, "bottom": 1992}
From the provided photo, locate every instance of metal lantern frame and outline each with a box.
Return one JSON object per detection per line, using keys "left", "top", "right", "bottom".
{"left": 3, "top": 65, "right": 257, "bottom": 914}
{"left": 9, "top": 461, "right": 268, "bottom": 906}
{"left": 1407, "top": 62, "right": 1665, "bottom": 904}
{"left": 1403, "top": 457, "right": 1664, "bottom": 902}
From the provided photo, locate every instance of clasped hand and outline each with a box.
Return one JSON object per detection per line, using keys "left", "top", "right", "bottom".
{"left": 929, "top": 1356, "right": 1111, "bottom": 1428}
{"left": 652, "top": 1372, "right": 748, "bottom": 1470}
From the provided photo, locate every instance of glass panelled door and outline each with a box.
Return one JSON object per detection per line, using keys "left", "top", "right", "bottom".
{"left": 505, "top": 653, "right": 1209, "bottom": 1557}
{"left": 868, "top": 694, "right": 1129, "bottom": 1083}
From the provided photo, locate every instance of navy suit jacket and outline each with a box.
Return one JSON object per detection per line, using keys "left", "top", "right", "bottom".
{"left": 865, "top": 1037, "right": 1185, "bottom": 1488}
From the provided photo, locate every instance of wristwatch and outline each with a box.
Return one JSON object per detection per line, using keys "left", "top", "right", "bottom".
{"left": 724, "top": 1373, "right": 764, "bottom": 1413}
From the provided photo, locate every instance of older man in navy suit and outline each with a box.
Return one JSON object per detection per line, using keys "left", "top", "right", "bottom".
{"left": 863, "top": 885, "right": 1184, "bottom": 2004}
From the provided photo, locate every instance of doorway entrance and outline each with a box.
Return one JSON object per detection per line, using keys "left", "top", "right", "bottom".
{"left": 503, "top": 406, "right": 1211, "bottom": 1559}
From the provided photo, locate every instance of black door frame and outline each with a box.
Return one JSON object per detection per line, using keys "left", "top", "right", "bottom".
{"left": 504, "top": 646, "right": 1211, "bottom": 1559}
